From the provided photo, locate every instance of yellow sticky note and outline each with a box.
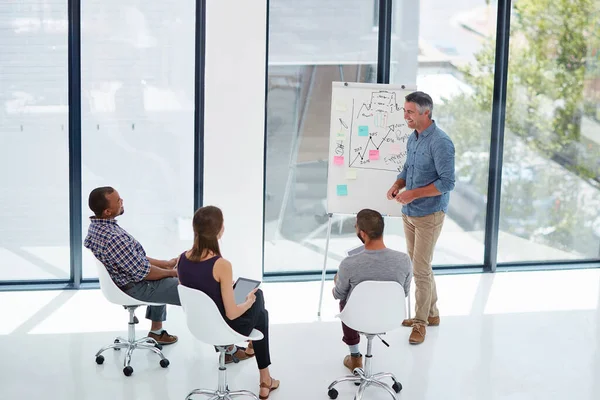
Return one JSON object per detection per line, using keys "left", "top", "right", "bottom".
{"left": 346, "top": 169, "right": 357, "bottom": 180}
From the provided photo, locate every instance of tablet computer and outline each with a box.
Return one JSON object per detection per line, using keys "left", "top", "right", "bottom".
{"left": 346, "top": 244, "right": 365, "bottom": 256}
{"left": 233, "top": 277, "right": 261, "bottom": 304}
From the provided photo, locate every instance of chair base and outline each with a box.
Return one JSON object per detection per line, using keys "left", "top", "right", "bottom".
{"left": 328, "top": 369, "right": 401, "bottom": 400}
{"left": 185, "top": 388, "right": 259, "bottom": 400}
{"left": 94, "top": 306, "right": 170, "bottom": 376}
{"left": 185, "top": 347, "right": 259, "bottom": 400}
{"left": 328, "top": 335, "right": 402, "bottom": 400}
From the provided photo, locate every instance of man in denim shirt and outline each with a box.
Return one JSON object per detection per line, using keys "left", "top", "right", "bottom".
{"left": 386, "top": 91, "right": 455, "bottom": 345}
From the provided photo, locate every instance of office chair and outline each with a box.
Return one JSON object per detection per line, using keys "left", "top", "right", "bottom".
{"left": 327, "top": 281, "right": 405, "bottom": 400}
{"left": 178, "top": 284, "right": 264, "bottom": 400}
{"left": 94, "top": 260, "right": 170, "bottom": 376}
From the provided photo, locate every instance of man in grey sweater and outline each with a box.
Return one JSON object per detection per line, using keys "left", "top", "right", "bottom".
{"left": 332, "top": 209, "right": 412, "bottom": 372}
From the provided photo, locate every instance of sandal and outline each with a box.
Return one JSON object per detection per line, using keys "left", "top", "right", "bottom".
{"left": 259, "top": 377, "right": 280, "bottom": 400}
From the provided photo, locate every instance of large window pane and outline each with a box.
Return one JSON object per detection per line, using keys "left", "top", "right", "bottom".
{"left": 0, "top": 1, "right": 70, "bottom": 281}
{"left": 265, "top": 0, "right": 378, "bottom": 274}
{"left": 497, "top": 0, "right": 600, "bottom": 262}
{"left": 81, "top": 0, "right": 195, "bottom": 277}
{"left": 389, "top": 0, "right": 497, "bottom": 266}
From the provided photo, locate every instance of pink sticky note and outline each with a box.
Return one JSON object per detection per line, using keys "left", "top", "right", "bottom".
{"left": 369, "top": 150, "right": 380, "bottom": 160}
{"left": 334, "top": 156, "right": 344, "bottom": 166}
{"left": 390, "top": 144, "right": 402, "bottom": 154}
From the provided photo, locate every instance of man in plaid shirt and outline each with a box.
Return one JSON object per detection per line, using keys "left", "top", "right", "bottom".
{"left": 84, "top": 187, "right": 180, "bottom": 345}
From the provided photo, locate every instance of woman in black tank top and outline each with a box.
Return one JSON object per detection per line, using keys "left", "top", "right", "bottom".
{"left": 177, "top": 206, "right": 279, "bottom": 399}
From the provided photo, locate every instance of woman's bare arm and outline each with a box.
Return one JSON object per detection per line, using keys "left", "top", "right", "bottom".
{"left": 214, "top": 258, "right": 255, "bottom": 320}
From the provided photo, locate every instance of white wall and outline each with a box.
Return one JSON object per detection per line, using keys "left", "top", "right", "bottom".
{"left": 203, "top": 0, "right": 267, "bottom": 280}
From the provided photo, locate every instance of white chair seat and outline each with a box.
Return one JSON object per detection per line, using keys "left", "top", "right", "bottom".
{"left": 178, "top": 284, "right": 263, "bottom": 345}
{"left": 96, "top": 260, "right": 163, "bottom": 307}
{"left": 337, "top": 280, "right": 406, "bottom": 334}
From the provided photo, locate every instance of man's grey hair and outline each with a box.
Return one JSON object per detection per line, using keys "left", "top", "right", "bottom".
{"left": 405, "top": 91, "right": 433, "bottom": 119}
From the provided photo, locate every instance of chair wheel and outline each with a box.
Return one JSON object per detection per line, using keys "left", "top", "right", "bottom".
{"left": 392, "top": 381, "right": 402, "bottom": 393}
{"left": 114, "top": 339, "right": 121, "bottom": 350}
{"left": 155, "top": 343, "right": 163, "bottom": 350}
{"left": 160, "top": 359, "right": 170, "bottom": 368}
{"left": 95, "top": 355, "right": 104, "bottom": 365}
{"left": 328, "top": 388, "right": 338, "bottom": 399}
{"left": 123, "top": 366, "right": 134, "bottom": 376}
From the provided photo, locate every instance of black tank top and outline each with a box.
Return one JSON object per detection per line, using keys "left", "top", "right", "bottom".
{"left": 177, "top": 252, "right": 227, "bottom": 319}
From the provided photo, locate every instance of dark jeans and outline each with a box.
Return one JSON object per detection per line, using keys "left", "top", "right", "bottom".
{"left": 340, "top": 300, "right": 360, "bottom": 346}
{"left": 228, "top": 289, "right": 271, "bottom": 370}
{"left": 123, "top": 278, "right": 181, "bottom": 322}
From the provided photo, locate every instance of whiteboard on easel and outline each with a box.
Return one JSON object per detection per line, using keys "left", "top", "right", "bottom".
{"left": 326, "top": 82, "right": 416, "bottom": 217}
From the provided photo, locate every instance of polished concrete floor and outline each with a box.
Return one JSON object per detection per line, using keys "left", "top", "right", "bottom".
{"left": 2, "top": 268, "right": 600, "bottom": 400}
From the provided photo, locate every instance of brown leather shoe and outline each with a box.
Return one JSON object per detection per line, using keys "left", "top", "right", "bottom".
{"left": 148, "top": 330, "right": 178, "bottom": 345}
{"left": 409, "top": 323, "right": 426, "bottom": 344}
{"left": 343, "top": 354, "right": 363, "bottom": 372}
{"left": 225, "top": 346, "right": 254, "bottom": 364}
{"left": 402, "top": 316, "right": 440, "bottom": 327}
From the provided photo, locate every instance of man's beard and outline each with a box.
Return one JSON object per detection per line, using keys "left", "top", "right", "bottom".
{"left": 356, "top": 232, "right": 365, "bottom": 244}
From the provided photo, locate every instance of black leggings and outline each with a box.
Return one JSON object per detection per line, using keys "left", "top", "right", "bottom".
{"left": 227, "top": 289, "right": 271, "bottom": 369}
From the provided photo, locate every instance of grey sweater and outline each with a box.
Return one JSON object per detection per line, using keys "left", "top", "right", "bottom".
{"left": 333, "top": 247, "right": 412, "bottom": 302}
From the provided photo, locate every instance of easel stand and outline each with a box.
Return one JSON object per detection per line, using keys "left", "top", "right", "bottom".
{"left": 316, "top": 214, "right": 412, "bottom": 319}
{"left": 317, "top": 213, "right": 334, "bottom": 317}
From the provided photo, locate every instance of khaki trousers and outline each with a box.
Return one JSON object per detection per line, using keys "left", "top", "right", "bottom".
{"left": 402, "top": 211, "right": 445, "bottom": 323}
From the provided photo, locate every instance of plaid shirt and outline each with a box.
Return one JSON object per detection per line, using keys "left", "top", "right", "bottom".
{"left": 84, "top": 217, "right": 150, "bottom": 288}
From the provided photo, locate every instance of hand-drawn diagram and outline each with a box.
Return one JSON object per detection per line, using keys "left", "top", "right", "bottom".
{"left": 347, "top": 91, "right": 410, "bottom": 172}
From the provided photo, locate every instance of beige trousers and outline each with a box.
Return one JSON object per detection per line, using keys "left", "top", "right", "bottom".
{"left": 402, "top": 211, "right": 445, "bottom": 323}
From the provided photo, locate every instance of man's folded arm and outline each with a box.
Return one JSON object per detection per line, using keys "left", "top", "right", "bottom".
{"left": 145, "top": 265, "right": 177, "bottom": 280}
